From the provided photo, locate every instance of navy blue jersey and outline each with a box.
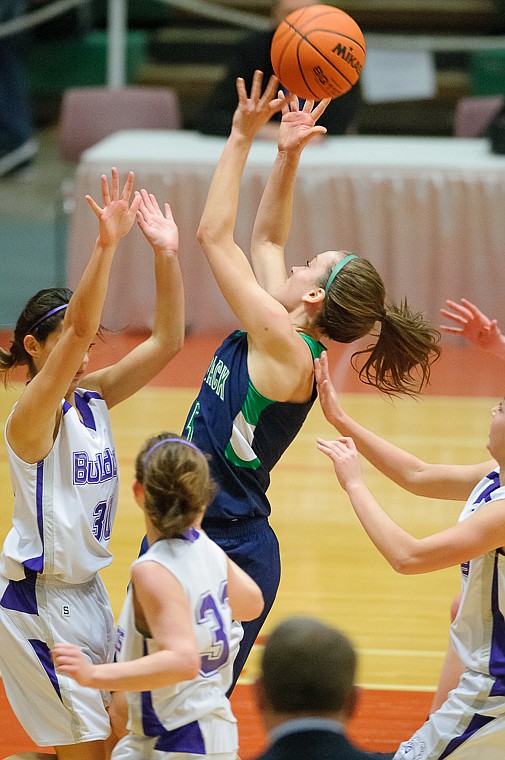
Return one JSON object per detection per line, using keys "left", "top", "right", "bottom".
{"left": 182, "top": 330, "right": 325, "bottom": 521}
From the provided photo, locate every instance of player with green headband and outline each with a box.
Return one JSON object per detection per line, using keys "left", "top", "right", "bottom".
{"left": 138, "top": 72, "right": 442, "bottom": 694}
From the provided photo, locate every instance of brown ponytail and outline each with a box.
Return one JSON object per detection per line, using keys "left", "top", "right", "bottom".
{"left": 316, "top": 255, "right": 440, "bottom": 396}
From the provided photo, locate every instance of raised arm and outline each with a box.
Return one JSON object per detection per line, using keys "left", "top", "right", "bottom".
{"left": 440, "top": 298, "right": 505, "bottom": 358}
{"left": 250, "top": 96, "right": 330, "bottom": 293}
{"left": 196, "top": 71, "right": 285, "bottom": 322}
{"left": 315, "top": 351, "right": 494, "bottom": 500}
{"left": 316, "top": 436, "right": 505, "bottom": 574}
{"left": 8, "top": 169, "right": 141, "bottom": 463}
{"left": 84, "top": 189, "right": 184, "bottom": 408}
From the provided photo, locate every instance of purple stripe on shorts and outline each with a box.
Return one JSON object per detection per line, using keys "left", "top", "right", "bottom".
{"left": 28, "top": 639, "right": 62, "bottom": 700}
{"left": 0, "top": 571, "right": 38, "bottom": 614}
{"left": 154, "top": 721, "right": 205, "bottom": 755}
{"left": 439, "top": 713, "right": 495, "bottom": 759}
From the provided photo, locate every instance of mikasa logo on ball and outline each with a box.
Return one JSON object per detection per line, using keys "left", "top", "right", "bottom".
{"left": 271, "top": 4, "right": 366, "bottom": 101}
{"left": 332, "top": 43, "right": 364, "bottom": 75}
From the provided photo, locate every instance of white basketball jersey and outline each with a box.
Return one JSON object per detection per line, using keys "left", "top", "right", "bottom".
{"left": 115, "top": 529, "right": 237, "bottom": 737}
{"left": 451, "top": 467, "right": 505, "bottom": 678}
{"left": 0, "top": 389, "right": 119, "bottom": 583}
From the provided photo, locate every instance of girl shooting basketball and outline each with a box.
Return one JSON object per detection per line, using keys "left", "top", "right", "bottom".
{"left": 0, "top": 170, "right": 184, "bottom": 760}
{"left": 176, "top": 71, "right": 441, "bottom": 688}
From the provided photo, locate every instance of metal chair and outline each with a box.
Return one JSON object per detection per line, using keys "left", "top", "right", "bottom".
{"left": 58, "top": 85, "right": 182, "bottom": 162}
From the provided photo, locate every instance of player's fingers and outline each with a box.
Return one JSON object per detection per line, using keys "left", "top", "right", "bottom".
{"left": 443, "top": 299, "right": 473, "bottom": 319}
{"left": 110, "top": 166, "right": 121, "bottom": 200}
{"left": 439, "top": 308, "right": 466, "bottom": 325}
{"left": 251, "top": 69, "right": 264, "bottom": 100}
{"left": 236, "top": 77, "right": 247, "bottom": 104}
{"left": 100, "top": 173, "right": 111, "bottom": 206}
{"left": 312, "top": 98, "right": 331, "bottom": 119}
{"left": 139, "top": 188, "right": 155, "bottom": 212}
{"left": 460, "top": 298, "right": 488, "bottom": 320}
{"left": 120, "top": 170, "right": 135, "bottom": 201}
{"left": 262, "top": 74, "right": 280, "bottom": 103}
{"left": 85, "top": 195, "right": 103, "bottom": 217}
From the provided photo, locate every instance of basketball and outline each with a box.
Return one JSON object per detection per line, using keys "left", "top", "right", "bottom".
{"left": 270, "top": 4, "right": 366, "bottom": 101}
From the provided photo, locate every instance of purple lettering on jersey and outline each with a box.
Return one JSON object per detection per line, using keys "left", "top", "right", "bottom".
{"left": 73, "top": 448, "right": 118, "bottom": 485}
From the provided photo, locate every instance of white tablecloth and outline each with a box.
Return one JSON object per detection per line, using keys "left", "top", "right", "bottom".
{"left": 68, "top": 130, "right": 505, "bottom": 334}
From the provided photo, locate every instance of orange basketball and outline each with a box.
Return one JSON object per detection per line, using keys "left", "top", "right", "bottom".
{"left": 270, "top": 4, "right": 366, "bottom": 100}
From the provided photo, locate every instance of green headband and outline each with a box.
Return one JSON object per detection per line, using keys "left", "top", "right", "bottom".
{"left": 324, "top": 254, "right": 358, "bottom": 295}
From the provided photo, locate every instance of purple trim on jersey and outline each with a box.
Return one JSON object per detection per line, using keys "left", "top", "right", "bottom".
{"left": 180, "top": 527, "right": 199, "bottom": 542}
{"left": 74, "top": 392, "right": 97, "bottom": 431}
{"left": 24, "top": 460, "right": 44, "bottom": 573}
{"left": 140, "top": 640, "right": 167, "bottom": 737}
{"left": 28, "top": 639, "right": 62, "bottom": 700}
{"left": 62, "top": 399, "right": 72, "bottom": 415}
{"left": 139, "top": 648, "right": 205, "bottom": 753}
{"left": 0, "top": 571, "right": 38, "bottom": 614}
{"left": 154, "top": 721, "right": 205, "bottom": 754}
{"left": 489, "top": 551, "right": 505, "bottom": 677}
{"left": 474, "top": 470, "right": 500, "bottom": 504}
{"left": 438, "top": 713, "right": 495, "bottom": 759}
{"left": 141, "top": 689, "right": 166, "bottom": 737}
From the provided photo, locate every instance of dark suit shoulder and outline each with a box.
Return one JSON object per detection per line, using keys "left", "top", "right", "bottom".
{"left": 254, "top": 729, "right": 386, "bottom": 760}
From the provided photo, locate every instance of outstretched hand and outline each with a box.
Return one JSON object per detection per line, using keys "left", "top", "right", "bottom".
{"left": 316, "top": 436, "right": 364, "bottom": 491}
{"left": 136, "top": 189, "right": 179, "bottom": 255}
{"left": 439, "top": 298, "right": 505, "bottom": 356}
{"left": 231, "top": 70, "right": 285, "bottom": 140}
{"left": 278, "top": 94, "right": 330, "bottom": 152}
{"left": 51, "top": 642, "right": 95, "bottom": 687}
{"left": 86, "top": 167, "right": 142, "bottom": 248}
{"left": 314, "top": 351, "right": 343, "bottom": 427}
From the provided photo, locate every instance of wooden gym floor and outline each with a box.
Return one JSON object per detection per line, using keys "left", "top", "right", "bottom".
{"left": 0, "top": 329, "right": 503, "bottom": 757}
